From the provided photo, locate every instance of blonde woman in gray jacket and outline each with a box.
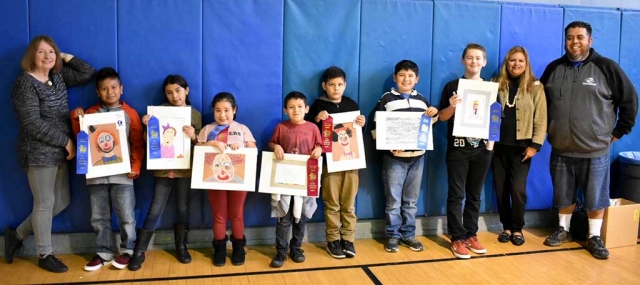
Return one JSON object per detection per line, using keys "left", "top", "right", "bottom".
{"left": 492, "top": 46, "right": 547, "bottom": 246}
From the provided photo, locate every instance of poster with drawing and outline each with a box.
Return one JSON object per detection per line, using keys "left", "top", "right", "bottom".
{"left": 191, "top": 146, "right": 257, "bottom": 191}
{"left": 374, "top": 111, "right": 434, "bottom": 150}
{"left": 453, "top": 79, "right": 498, "bottom": 139}
{"left": 82, "top": 111, "right": 131, "bottom": 179}
{"left": 325, "top": 111, "right": 366, "bottom": 173}
{"left": 146, "top": 106, "right": 192, "bottom": 170}
{"left": 258, "top": 152, "right": 323, "bottom": 197}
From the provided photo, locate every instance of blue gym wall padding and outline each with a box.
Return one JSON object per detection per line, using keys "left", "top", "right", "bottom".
{"left": 429, "top": 0, "right": 501, "bottom": 216}
{"left": 563, "top": 7, "right": 622, "bottom": 63}
{"left": 499, "top": 4, "right": 564, "bottom": 210}
{"left": 203, "top": 0, "right": 284, "bottom": 227}
{"left": 0, "top": 0, "right": 30, "bottom": 233}
{"left": 28, "top": 0, "right": 119, "bottom": 232}
{"left": 117, "top": 0, "right": 203, "bottom": 229}
{"left": 283, "top": 0, "right": 361, "bottom": 222}
{"left": 358, "top": 0, "right": 434, "bottom": 219}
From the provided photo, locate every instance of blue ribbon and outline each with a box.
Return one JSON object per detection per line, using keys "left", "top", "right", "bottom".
{"left": 148, "top": 116, "right": 161, "bottom": 159}
{"left": 206, "top": 124, "right": 230, "bottom": 142}
{"left": 489, "top": 102, "right": 502, "bottom": 141}
{"left": 76, "top": 131, "right": 89, "bottom": 174}
{"left": 416, "top": 115, "right": 431, "bottom": 150}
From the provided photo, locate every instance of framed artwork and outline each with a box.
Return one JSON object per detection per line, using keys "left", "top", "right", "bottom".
{"left": 191, "top": 146, "right": 258, "bottom": 191}
{"left": 452, "top": 79, "right": 499, "bottom": 139}
{"left": 82, "top": 111, "right": 131, "bottom": 179}
{"left": 258, "top": 152, "right": 323, "bottom": 197}
{"left": 146, "top": 106, "right": 192, "bottom": 170}
{"left": 374, "top": 111, "right": 434, "bottom": 150}
{"left": 325, "top": 111, "right": 366, "bottom": 173}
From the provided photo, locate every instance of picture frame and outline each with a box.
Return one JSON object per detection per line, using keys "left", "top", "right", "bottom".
{"left": 191, "top": 146, "right": 258, "bottom": 191}
{"left": 82, "top": 111, "right": 131, "bottom": 179}
{"left": 374, "top": 111, "right": 434, "bottom": 150}
{"left": 325, "top": 111, "right": 366, "bottom": 173}
{"left": 452, "top": 79, "right": 499, "bottom": 139}
{"left": 146, "top": 106, "right": 192, "bottom": 170}
{"left": 258, "top": 151, "right": 323, "bottom": 197}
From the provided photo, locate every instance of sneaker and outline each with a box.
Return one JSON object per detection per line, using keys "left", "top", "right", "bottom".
{"left": 451, "top": 240, "right": 470, "bottom": 259}
{"left": 544, "top": 227, "right": 572, "bottom": 247}
{"left": 112, "top": 253, "right": 131, "bottom": 269}
{"left": 384, "top": 238, "right": 399, "bottom": 253}
{"left": 587, "top": 236, "right": 609, "bottom": 259}
{"left": 84, "top": 255, "right": 112, "bottom": 271}
{"left": 326, "top": 240, "right": 345, "bottom": 259}
{"left": 290, "top": 248, "right": 305, "bottom": 263}
{"left": 38, "top": 254, "right": 68, "bottom": 273}
{"left": 4, "top": 228, "right": 23, "bottom": 264}
{"left": 399, "top": 237, "right": 424, "bottom": 252}
{"left": 465, "top": 236, "right": 487, "bottom": 254}
{"left": 341, "top": 240, "right": 356, "bottom": 258}
{"left": 269, "top": 251, "right": 287, "bottom": 268}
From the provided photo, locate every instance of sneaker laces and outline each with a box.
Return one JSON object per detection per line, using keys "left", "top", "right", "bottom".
{"left": 275, "top": 251, "right": 287, "bottom": 261}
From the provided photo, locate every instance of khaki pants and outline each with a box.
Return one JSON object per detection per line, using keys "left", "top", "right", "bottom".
{"left": 322, "top": 165, "right": 359, "bottom": 242}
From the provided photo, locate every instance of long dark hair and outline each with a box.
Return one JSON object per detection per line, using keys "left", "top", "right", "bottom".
{"left": 163, "top": 74, "right": 191, "bottom": 105}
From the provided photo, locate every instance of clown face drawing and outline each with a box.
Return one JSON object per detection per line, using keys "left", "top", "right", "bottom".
{"left": 332, "top": 123, "right": 357, "bottom": 160}
{"left": 92, "top": 128, "right": 123, "bottom": 166}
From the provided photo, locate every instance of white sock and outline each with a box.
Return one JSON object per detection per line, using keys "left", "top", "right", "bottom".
{"left": 559, "top": 214, "right": 572, "bottom": 231}
{"left": 588, "top": 219, "right": 603, "bottom": 238}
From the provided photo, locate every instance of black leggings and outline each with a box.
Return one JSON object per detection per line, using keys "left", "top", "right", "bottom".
{"left": 492, "top": 145, "right": 531, "bottom": 232}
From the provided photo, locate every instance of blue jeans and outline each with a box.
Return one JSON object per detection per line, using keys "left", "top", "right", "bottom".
{"left": 382, "top": 155, "right": 424, "bottom": 239}
{"left": 88, "top": 184, "right": 136, "bottom": 260}
{"left": 142, "top": 177, "right": 191, "bottom": 230}
{"left": 275, "top": 198, "right": 306, "bottom": 253}
{"left": 550, "top": 153, "right": 610, "bottom": 211}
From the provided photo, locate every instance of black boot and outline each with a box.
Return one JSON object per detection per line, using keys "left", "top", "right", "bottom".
{"left": 4, "top": 228, "right": 23, "bottom": 264}
{"left": 230, "top": 235, "right": 247, "bottom": 266}
{"left": 212, "top": 235, "right": 228, "bottom": 267}
{"left": 128, "top": 229, "right": 153, "bottom": 271}
{"left": 174, "top": 224, "right": 192, "bottom": 264}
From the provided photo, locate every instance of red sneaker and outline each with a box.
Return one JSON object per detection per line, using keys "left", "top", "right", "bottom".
{"left": 112, "top": 253, "right": 131, "bottom": 269}
{"left": 451, "top": 240, "right": 470, "bottom": 259}
{"left": 465, "top": 236, "right": 487, "bottom": 254}
{"left": 84, "top": 255, "right": 112, "bottom": 271}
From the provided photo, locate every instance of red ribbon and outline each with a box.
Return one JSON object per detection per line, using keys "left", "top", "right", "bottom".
{"left": 321, "top": 116, "right": 333, "bottom": 153}
{"left": 307, "top": 158, "right": 319, "bottom": 197}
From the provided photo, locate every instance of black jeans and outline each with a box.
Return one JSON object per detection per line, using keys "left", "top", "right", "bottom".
{"left": 492, "top": 145, "right": 531, "bottom": 232}
{"left": 275, "top": 198, "right": 307, "bottom": 253}
{"left": 446, "top": 150, "right": 492, "bottom": 241}
{"left": 142, "top": 177, "right": 191, "bottom": 230}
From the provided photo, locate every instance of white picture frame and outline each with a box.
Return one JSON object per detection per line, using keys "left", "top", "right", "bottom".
{"left": 375, "top": 111, "right": 434, "bottom": 150}
{"left": 191, "top": 146, "right": 258, "bottom": 191}
{"left": 146, "top": 106, "right": 192, "bottom": 170}
{"left": 82, "top": 111, "right": 131, "bottom": 179}
{"left": 325, "top": 111, "right": 366, "bottom": 173}
{"left": 452, "top": 79, "right": 499, "bottom": 139}
{"left": 258, "top": 151, "right": 323, "bottom": 197}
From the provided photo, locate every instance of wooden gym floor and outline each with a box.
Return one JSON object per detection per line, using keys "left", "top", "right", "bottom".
{"left": 2, "top": 228, "right": 638, "bottom": 284}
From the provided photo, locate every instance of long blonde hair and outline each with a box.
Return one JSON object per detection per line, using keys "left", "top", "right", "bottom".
{"left": 497, "top": 46, "right": 536, "bottom": 94}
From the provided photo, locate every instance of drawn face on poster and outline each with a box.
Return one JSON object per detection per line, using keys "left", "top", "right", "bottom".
{"left": 464, "top": 94, "right": 486, "bottom": 124}
{"left": 203, "top": 153, "right": 246, "bottom": 183}
{"left": 332, "top": 123, "right": 358, "bottom": 161}
{"left": 160, "top": 118, "right": 185, "bottom": 159}
{"left": 90, "top": 123, "right": 123, "bottom": 166}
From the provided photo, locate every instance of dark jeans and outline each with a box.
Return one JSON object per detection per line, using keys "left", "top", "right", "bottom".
{"left": 492, "top": 145, "right": 531, "bottom": 232}
{"left": 275, "top": 198, "right": 306, "bottom": 253}
{"left": 446, "top": 150, "right": 492, "bottom": 241}
{"left": 142, "top": 177, "right": 191, "bottom": 230}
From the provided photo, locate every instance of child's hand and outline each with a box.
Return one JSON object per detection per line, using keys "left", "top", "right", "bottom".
{"left": 127, "top": 172, "right": 138, "bottom": 178}
{"left": 73, "top": 107, "right": 84, "bottom": 119}
{"left": 449, "top": 92, "right": 461, "bottom": 107}
{"left": 273, "top": 145, "right": 284, "bottom": 160}
{"left": 230, "top": 143, "right": 241, "bottom": 150}
{"left": 206, "top": 140, "right": 227, "bottom": 152}
{"left": 310, "top": 146, "right": 322, "bottom": 159}
{"left": 182, "top": 125, "right": 196, "bottom": 141}
{"left": 355, "top": 115, "right": 366, "bottom": 127}
{"left": 315, "top": 110, "right": 329, "bottom": 123}
{"left": 141, "top": 115, "right": 150, "bottom": 126}
{"left": 424, "top": 107, "right": 438, "bottom": 117}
